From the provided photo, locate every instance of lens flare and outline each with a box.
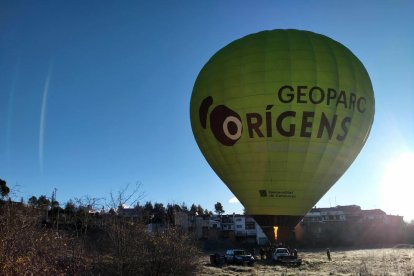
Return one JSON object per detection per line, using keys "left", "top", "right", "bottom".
{"left": 381, "top": 151, "right": 414, "bottom": 221}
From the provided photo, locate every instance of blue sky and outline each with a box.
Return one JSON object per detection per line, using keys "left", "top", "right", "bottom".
{"left": 1, "top": 1, "right": 413, "bottom": 221}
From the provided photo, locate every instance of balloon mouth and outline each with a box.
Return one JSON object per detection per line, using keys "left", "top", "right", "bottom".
{"left": 252, "top": 215, "right": 303, "bottom": 245}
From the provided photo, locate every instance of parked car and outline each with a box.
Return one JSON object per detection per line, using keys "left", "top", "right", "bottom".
{"left": 272, "top": 248, "right": 290, "bottom": 262}
{"left": 224, "top": 249, "right": 255, "bottom": 266}
{"left": 272, "top": 248, "right": 302, "bottom": 266}
{"left": 210, "top": 253, "right": 225, "bottom": 267}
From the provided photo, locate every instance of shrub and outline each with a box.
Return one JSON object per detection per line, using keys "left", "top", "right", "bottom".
{"left": 0, "top": 203, "right": 88, "bottom": 274}
{"left": 90, "top": 219, "right": 200, "bottom": 275}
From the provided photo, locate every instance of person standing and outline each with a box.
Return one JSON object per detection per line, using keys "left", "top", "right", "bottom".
{"left": 260, "top": 247, "right": 265, "bottom": 260}
{"left": 327, "top": 248, "right": 331, "bottom": 261}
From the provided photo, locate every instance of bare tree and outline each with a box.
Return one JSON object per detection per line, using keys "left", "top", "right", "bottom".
{"left": 107, "top": 182, "right": 145, "bottom": 211}
{"left": 72, "top": 195, "right": 104, "bottom": 237}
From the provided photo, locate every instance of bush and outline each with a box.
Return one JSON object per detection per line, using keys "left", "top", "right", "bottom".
{"left": 0, "top": 203, "right": 88, "bottom": 274}
{"left": 89, "top": 219, "right": 200, "bottom": 275}
{"left": 0, "top": 203, "right": 201, "bottom": 275}
{"left": 143, "top": 228, "right": 200, "bottom": 275}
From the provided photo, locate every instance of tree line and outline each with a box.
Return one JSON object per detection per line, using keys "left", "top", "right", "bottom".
{"left": 23, "top": 194, "right": 226, "bottom": 226}
{"left": 9, "top": 180, "right": 227, "bottom": 228}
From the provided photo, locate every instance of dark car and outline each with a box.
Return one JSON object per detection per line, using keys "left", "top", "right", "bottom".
{"left": 224, "top": 249, "right": 255, "bottom": 266}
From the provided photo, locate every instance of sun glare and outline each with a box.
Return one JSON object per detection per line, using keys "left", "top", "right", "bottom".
{"left": 381, "top": 152, "right": 414, "bottom": 222}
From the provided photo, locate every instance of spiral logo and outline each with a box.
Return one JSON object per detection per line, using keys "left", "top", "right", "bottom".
{"left": 199, "top": 96, "right": 243, "bottom": 146}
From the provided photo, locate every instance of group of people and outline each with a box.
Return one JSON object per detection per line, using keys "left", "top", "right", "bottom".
{"left": 256, "top": 246, "right": 332, "bottom": 261}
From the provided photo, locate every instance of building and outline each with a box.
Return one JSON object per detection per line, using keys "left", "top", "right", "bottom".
{"left": 299, "top": 205, "right": 405, "bottom": 247}
{"left": 174, "top": 212, "right": 269, "bottom": 245}
{"left": 234, "top": 215, "right": 256, "bottom": 237}
{"left": 118, "top": 204, "right": 405, "bottom": 247}
{"left": 302, "top": 207, "right": 346, "bottom": 223}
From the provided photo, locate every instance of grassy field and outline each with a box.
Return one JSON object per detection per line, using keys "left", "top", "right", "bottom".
{"left": 198, "top": 248, "right": 414, "bottom": 275}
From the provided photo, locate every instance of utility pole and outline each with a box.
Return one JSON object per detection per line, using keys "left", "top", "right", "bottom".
{"left": 51, "top": 188, "right": 59, "bottom": 231}
{"left": 51, "top": 188, "right": 57, "bottom": 205}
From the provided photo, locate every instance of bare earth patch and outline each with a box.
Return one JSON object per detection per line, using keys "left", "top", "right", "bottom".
{"left": 197, "top": 248, "right": 414, "bottom": 275}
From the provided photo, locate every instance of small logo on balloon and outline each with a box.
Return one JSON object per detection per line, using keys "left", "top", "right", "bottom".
{"left": 259, "top": 190, "right": 268, "bottom": 197}
{"left": 199, "top": 96, "right": 243, "bottom": 146}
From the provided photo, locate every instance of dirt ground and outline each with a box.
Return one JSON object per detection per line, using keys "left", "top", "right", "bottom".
{"left": 197, "top": 248, "right": 414, "bottom": 275}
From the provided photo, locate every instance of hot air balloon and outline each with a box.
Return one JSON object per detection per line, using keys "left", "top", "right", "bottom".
{"left": 190, "top": 29, "right": 375, "bottom": 244}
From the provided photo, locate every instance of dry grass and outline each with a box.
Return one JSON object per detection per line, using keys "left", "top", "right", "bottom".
{"left": 198, "top": 248, "right": 414, "bottom": 275}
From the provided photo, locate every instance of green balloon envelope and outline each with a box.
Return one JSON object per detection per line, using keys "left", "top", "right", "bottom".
{"left": 190, "top": 29, "right": 374, "bottom": 240}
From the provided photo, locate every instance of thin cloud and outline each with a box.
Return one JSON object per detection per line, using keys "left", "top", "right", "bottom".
{"left": 228, "top": 196, "right": 240, "bottom": 204}
{"left": 39, "top": 62, "right": 53, "bottom": 175}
